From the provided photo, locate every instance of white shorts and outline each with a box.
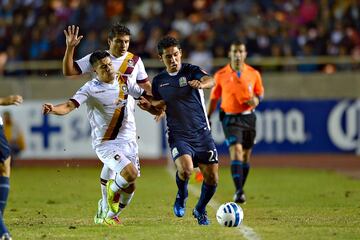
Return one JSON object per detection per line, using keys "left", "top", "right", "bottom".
{"left": 95, "top": 141, "right": 140, "bottom": 176}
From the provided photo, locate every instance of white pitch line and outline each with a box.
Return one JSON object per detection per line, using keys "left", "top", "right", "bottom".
{"left": 166, "top": 167, "right": 261, "bottom": 240}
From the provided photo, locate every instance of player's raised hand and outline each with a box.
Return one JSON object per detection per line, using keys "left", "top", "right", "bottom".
{"left": 188, "top": 80, "right": 202, "bottom": 89}
{"left": 63, "top": 25, "right": 83, "bottom": 48}
{"left": 42, "top": 103, "right": 54, "bottom": 115}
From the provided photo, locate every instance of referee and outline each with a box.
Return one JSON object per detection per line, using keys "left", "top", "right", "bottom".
{"left": 207, "top": 41, "right": 264, "bottom": 203}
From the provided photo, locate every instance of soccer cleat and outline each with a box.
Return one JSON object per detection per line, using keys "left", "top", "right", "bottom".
{"left": 192, "top": 208, "right": 210, "bottom": 225}
{"left": 106, "top": 179, "right": 120, "bottom": 214}
{"left": 173, "top": 193, "right": 187, "bottom": 217}
{"left": 1, "top": 233, "right": 12, "bottom": 240}
{"left": 234, "top": 190, "right": 246, "bottom": 204}
{"left": 94, "top": 199, "right": 106, "bottom": 224}
{"left": 103, "top": 216, "right": 122, "bottom": 226}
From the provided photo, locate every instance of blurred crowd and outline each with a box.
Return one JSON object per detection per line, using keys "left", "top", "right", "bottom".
{"left": 0, "top": 0, "right": 360, "bottom": 75}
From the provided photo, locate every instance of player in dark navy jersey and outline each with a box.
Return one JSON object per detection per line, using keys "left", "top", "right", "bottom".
{"left": 151, "top": 36, "right": 219, "bottom": 225}
{"left": 0, "top": 94, "right": 23, "bottom": 240}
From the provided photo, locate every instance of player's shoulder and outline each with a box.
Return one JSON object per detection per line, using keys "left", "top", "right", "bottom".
{"left": 153, "top": 70, "right": 167, "bottom": 83}
{"left": 245, "top": 64, "right": 260, "bottom": 74}
{"left": 83, "top": 79, "right": 102, "bottom": 89}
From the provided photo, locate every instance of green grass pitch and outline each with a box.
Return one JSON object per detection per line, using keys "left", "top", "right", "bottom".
{"left": 5, "top": 165, "right": 360, "bottom": 240}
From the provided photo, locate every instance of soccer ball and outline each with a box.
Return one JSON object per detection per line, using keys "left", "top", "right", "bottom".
{"left": 216, "top": 202, "right": 244, "bottom": 227}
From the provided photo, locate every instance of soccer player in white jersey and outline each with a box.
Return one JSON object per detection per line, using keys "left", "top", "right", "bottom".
{"left": 43, "top": 50, "right": 160, "bottom": 225}
{"left": 62, "top": 24, "right": 153, "bottom": 224}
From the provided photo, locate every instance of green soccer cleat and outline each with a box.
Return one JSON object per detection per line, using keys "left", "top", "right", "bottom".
{"left": 94, "top": 199, "right": 106, "bottom": 224}
{"left": 103, "top": 216, "right": 122, "bottom": 226}
{"left": 106, "top": 179, "right": 119, "bottom": 214}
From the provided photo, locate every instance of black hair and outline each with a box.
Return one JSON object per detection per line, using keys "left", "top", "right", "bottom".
{"left": 157, "top": 36, "right": 181, "bottom": 55}
{"left": 108, "top": 23, "right": 131, "bottom": 40}
{"left": 89, "top": 50, "right": 110, "bottom": 66}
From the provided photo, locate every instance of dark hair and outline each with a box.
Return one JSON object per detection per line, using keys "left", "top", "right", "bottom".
{"left": 157, "top": 36, "right": 181, "bottom": 55}
{"left": 89, "top": 50, "right": 110, "bottom": 66}
{"left": 229, "top": 40, "right": 246, "bottom": 49}
{"left": 108, "top": 23, "right": 131, "bottom": 40}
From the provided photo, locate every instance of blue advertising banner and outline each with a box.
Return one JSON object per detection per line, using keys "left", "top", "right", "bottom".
{"left": 208, "top": 99, "right": 360, "bottom": 154}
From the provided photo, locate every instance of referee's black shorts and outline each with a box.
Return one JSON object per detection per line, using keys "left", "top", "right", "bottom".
{"left": 221, "top": 112, "right": 256, "bottom": 149}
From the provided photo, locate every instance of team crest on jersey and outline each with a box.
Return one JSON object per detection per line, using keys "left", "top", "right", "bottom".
{"left": 179, "top": 77, "right": 187, "bottom": 87}
{"left": 171, "top": 147, "right": 179, "bottom": 158}
{"left": 127, "top": 59, "right": 135, "bottom": 68}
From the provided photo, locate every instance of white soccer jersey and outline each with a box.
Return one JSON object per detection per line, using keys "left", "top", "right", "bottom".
{"left": 76, "top": 51, "right": 148, "bottom": 138}
{"left": 71, "top": 76, "right": 144, "bottom": 148}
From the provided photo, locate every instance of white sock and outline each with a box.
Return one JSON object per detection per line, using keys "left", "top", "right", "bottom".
{"left": 114, "top": 191, "right": 135, "bottom": 217}
{"left": 100, "top": 166, "right": 112, "bottom": 211}
{"left": 110, "top": 174, "right": 129, "bottom": 192}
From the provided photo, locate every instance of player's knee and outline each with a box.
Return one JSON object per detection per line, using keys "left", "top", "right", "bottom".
{"left": 0, "top": 156, "right": 11, "bottom": 177}
{"left": 121, "top": 164, "right": 138, "bottom": 183}
{"left": 179, "top": 167, "right": 193, "bottom": 179}
{"left": 204, "top": 172, "right": 218, "bottom": 185}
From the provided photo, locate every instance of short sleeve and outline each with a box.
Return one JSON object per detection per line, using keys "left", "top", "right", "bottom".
{"left": 135, "top": 57, "right": 149, "bottom": 83}
{"left": 210, "top": 72, "right": 222, "bottom": 100}
{"left": 191, "top": 65, "right": 208, "bottom": 81}
{"left": 151, "top": 77, "right": 162, "bottom": 101}
{"left": 71, "top": 82, "right": 90, "bottom": 106}
{"left": 254, "top": 70, "right": 264, "bottom": 98}
{"left": 75, "top": 53, "right": 92, "bottom": 74}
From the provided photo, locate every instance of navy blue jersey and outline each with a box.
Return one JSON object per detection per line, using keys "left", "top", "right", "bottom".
{"left": 0, "top": 125, "right": 11, "bottom": 162}
{"left": 152, "top": 63, "right": 210, "bottom": 136}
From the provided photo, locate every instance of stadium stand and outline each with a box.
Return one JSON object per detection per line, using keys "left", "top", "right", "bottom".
{"left": 0, "top": 0, "right": 359, "bottom": 75}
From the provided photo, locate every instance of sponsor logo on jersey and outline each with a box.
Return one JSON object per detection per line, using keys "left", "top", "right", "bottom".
{"left": 160, "top": 83, "right": 170, "bottom": 87}
{"left": 95, "top": 90, "right": 106, "bottom": 94}
{"left": 179, "top": 77, "right": 187, "bottom": 87}
{"left": 114, "top": 154, "right": 121, "bottom": 161}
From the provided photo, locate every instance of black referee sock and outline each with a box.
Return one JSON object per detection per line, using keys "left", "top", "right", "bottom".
{"left": 242, "top": 162, "right": 250, "bottom": 186}
{"left": 231, "top": 160, "right": 243, "bottom": 193}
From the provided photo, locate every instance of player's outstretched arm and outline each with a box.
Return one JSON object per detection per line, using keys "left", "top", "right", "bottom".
{"left": 0, "top": 95, "right": 23, "bottom": 106}
{"left": 63, "top": 25, "right": 83, "bottom": 76}
{"left": 42, "top": 100, "right": 76, "bottom": 116}
{"left": 188, "top": 76, "right": 214, "bottom": 89}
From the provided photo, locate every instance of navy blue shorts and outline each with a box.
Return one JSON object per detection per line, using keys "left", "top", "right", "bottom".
{"left": 0, "top": 126, "right": 11, "bottom": 162}
{"left": 168, "top": 127, "right": 218, "bottom": 167}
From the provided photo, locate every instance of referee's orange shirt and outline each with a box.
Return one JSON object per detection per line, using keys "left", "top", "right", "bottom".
{"left": 210, "top": 64, "right": 264, "bottom": 114}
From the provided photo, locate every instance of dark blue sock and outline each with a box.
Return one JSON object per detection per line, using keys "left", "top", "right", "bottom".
{"left": 175, "top": 172, "right": 188, "bottom": 201}
{"left": 242, "top": 162, "right": 250, "bottom": 186}
{"left": 195, "top": 182, "right": 217, "bottom": 213}
{"left": 231, "top": 160, "right": 243, "bottom": 192}
{"left": 0, "top": 176, "right": 10, "bottom": 235}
